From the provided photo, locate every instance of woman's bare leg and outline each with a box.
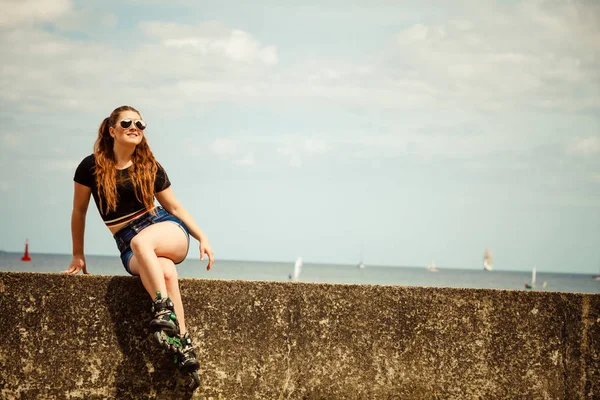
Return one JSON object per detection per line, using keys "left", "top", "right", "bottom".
{"left": 157, "top": 256, "right": 188, "bottom": 334}
{"left": 127, "top": 223, "right": 197, "bottom": 372}
{"left": 128, "top": 221, "right": 188, "bottom": 305}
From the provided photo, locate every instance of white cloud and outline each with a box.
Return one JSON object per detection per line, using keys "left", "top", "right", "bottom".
{"left": 208, "top": 134, "right": 332, "bottom": 168}
{"left": 566, "top": 137, "right": 600, "bottom": 157}
{"left": 142, "top": 22, "right": 278, "bottom": 66}
{"left": 304, "top": 138, "right": 329, "bottom": 154}
{"left": 0, "top": 132, "right": 25, "bottom": 148}
{"left": 0, "top": 0, "right": 598, "bottom": 118}
{"left": 210, "top": 138, "right": 244, "bottom": 156}
{"left": 276, "top": 146, "right": 303, "bottom": 168}
{"left": 275, "top": 136, "right": 330, "bottom": 167}
{"left": 235, "top": 152, "right": 255, "bottom": 167}
{"left": 388, "top": 0, "right": 600, "bottom": 112}
{"left": 44, "top": 158, "right": 79, "bottom": 171}
{"left": 259, "top": 46, "right": 278, "bottom": 66}
{"left": 331, "top": 123, "right": 533, "bottom": 160}
{"left": 99, "top": 13, "right": 117, "bottom": 29}
{"left": 210, "top": 138, "right": 255, "bottom": 167}
{"left": 0, "top": 28, "right": 124, "bottom": 112}
{"left": 0, "top": 19, "right": 281, "bottom": 113}
{"left": 0, "top": 0, "right": 72, "bottom": 28}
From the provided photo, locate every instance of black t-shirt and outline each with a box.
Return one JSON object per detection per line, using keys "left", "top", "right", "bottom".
{"left": 74, "top": 154, "right": 171, "bottom": 227}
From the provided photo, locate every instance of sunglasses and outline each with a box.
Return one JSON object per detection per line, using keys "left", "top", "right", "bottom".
{"left": 119, "top": 119, "right": 147, "bottom": 131}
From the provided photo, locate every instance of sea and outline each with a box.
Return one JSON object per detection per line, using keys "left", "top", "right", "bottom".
{"left": 1, "top": 252, "right": 598, "bottom": 294}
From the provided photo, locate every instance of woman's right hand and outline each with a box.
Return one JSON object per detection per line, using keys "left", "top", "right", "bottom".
{"left": 62, "top": 255, "right": 88, "bottom": 275}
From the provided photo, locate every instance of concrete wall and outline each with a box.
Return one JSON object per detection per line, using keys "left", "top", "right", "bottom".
{"left": 0, "top": 271, "right": 598, "bottom": 400}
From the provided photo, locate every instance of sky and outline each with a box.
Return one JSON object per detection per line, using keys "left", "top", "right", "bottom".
{"left": 0, "top": 0, "right": 599, "bottom": 273}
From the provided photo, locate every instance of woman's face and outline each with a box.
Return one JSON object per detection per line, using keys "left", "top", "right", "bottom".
{"left": 109, "top": 110, "right": 145, "bottom": 147}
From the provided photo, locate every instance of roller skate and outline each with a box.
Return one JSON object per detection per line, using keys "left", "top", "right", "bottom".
{"left": 175, "top": 332, "right": 200, "bottom": 372}
{"left": 150, "top": 292, "right": 201, "bottom": 391}
{"left": 150, "top": 291, "right": 180, "bottom": 351}
{"left": 174, "top": 332, "right": 201, "bottom": 390}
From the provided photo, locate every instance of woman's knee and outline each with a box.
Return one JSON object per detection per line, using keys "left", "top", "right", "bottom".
{"left": 159, "top": 258, "right": 178, "bottom": 282}
{"left": 130, "top": 234, "right": 151, "bottom": 254}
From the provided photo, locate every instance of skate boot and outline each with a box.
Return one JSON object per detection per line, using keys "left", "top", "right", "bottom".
{"left": 150, "top": 291, "right": 180, "bottom": 350}
{"left": 175, "top": 332, "right": 200, "bottom": 373}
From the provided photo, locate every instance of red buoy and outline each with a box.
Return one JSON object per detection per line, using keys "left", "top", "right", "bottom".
{"left": 21, "top": 238, "right": 31, "bottom": 262}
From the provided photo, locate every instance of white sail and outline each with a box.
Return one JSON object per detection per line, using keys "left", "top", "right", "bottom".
{"left": 292, "top": 257, "right": 303, "bottom": 282}
{"left": 357, "top": 245, "right": 365, "bottom": 269}
{"left": 531, "top": 266, "right": 536, "bottom": 286}
{"left": 483, "top": 249, "right": 493, "bottom": 271}
{"left": 426, "top": 260, "right": 439, "bottom": 272}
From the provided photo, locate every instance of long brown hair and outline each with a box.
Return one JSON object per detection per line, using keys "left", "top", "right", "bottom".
{"left": 94, "top": 105, "right": 158, "bottom": 214}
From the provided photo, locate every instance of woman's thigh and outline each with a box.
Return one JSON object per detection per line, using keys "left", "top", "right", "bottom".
{"left": 128, "top": 222, "right": 188, "bottom": 276}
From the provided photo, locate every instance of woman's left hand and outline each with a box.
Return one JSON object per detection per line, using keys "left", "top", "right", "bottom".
{"left": 200, "top": 241, "right": 214, "bottom": 271}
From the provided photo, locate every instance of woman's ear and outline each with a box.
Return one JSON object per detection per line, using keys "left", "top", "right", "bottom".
{"left": 109, "top": 126, "right": 115, "bottom": 138}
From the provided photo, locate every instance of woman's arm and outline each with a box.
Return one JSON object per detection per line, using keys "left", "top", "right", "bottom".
{"left": 156, "top": 187, "right": 214, "bottom": 270}
{"left": 62, "top": 182, "right": 92, "bottom": 274}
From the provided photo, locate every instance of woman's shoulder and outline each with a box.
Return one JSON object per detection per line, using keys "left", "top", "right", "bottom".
{"left": 74, "top": 154, "right": 96, "bottom": 185}
{"left": 79, "top": 153, "right": 94, "bottom": 161}
{"left": 77, "top": 154, "right": 96, "bottom": 170}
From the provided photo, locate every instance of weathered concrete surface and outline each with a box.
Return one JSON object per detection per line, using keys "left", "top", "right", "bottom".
{"left": 0, "top": 271, "right": 597, "bottom": 400}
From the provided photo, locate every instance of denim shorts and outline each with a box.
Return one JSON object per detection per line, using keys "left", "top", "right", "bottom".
{"left": 113, "top": 206, "right": 190, "bottom": 275}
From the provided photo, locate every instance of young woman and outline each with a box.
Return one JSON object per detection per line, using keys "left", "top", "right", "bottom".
{"left": 63, "top": 105, "right": 214, "bottom": 374}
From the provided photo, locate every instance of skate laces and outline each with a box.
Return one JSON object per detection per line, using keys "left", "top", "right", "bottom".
{"left": 152, "top": 292, "right": 177, "bottom": 320}
{"left": 179, "top": 333, "right": 196, "bottom": 358}
{"left": 172, "top": 332, "right": 197, "bottom": 369}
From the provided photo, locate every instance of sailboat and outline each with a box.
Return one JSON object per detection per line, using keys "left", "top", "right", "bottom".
{"left": 483, "top": 249, "right": 493, "bottom": 271}
{"left": 290, "top": 256, "right": 302, "bottom": 282}
{"left": 426, "top": 260, "right": 439, "bottom": 272}
{"left": 525, "top": 266, "right": 536, "bottom": 289}
{"left": 357, "top": 245, "right": 365, "bottom": 269}
{"left": 21, "top": 238, "right": 32, "bottom": 262}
